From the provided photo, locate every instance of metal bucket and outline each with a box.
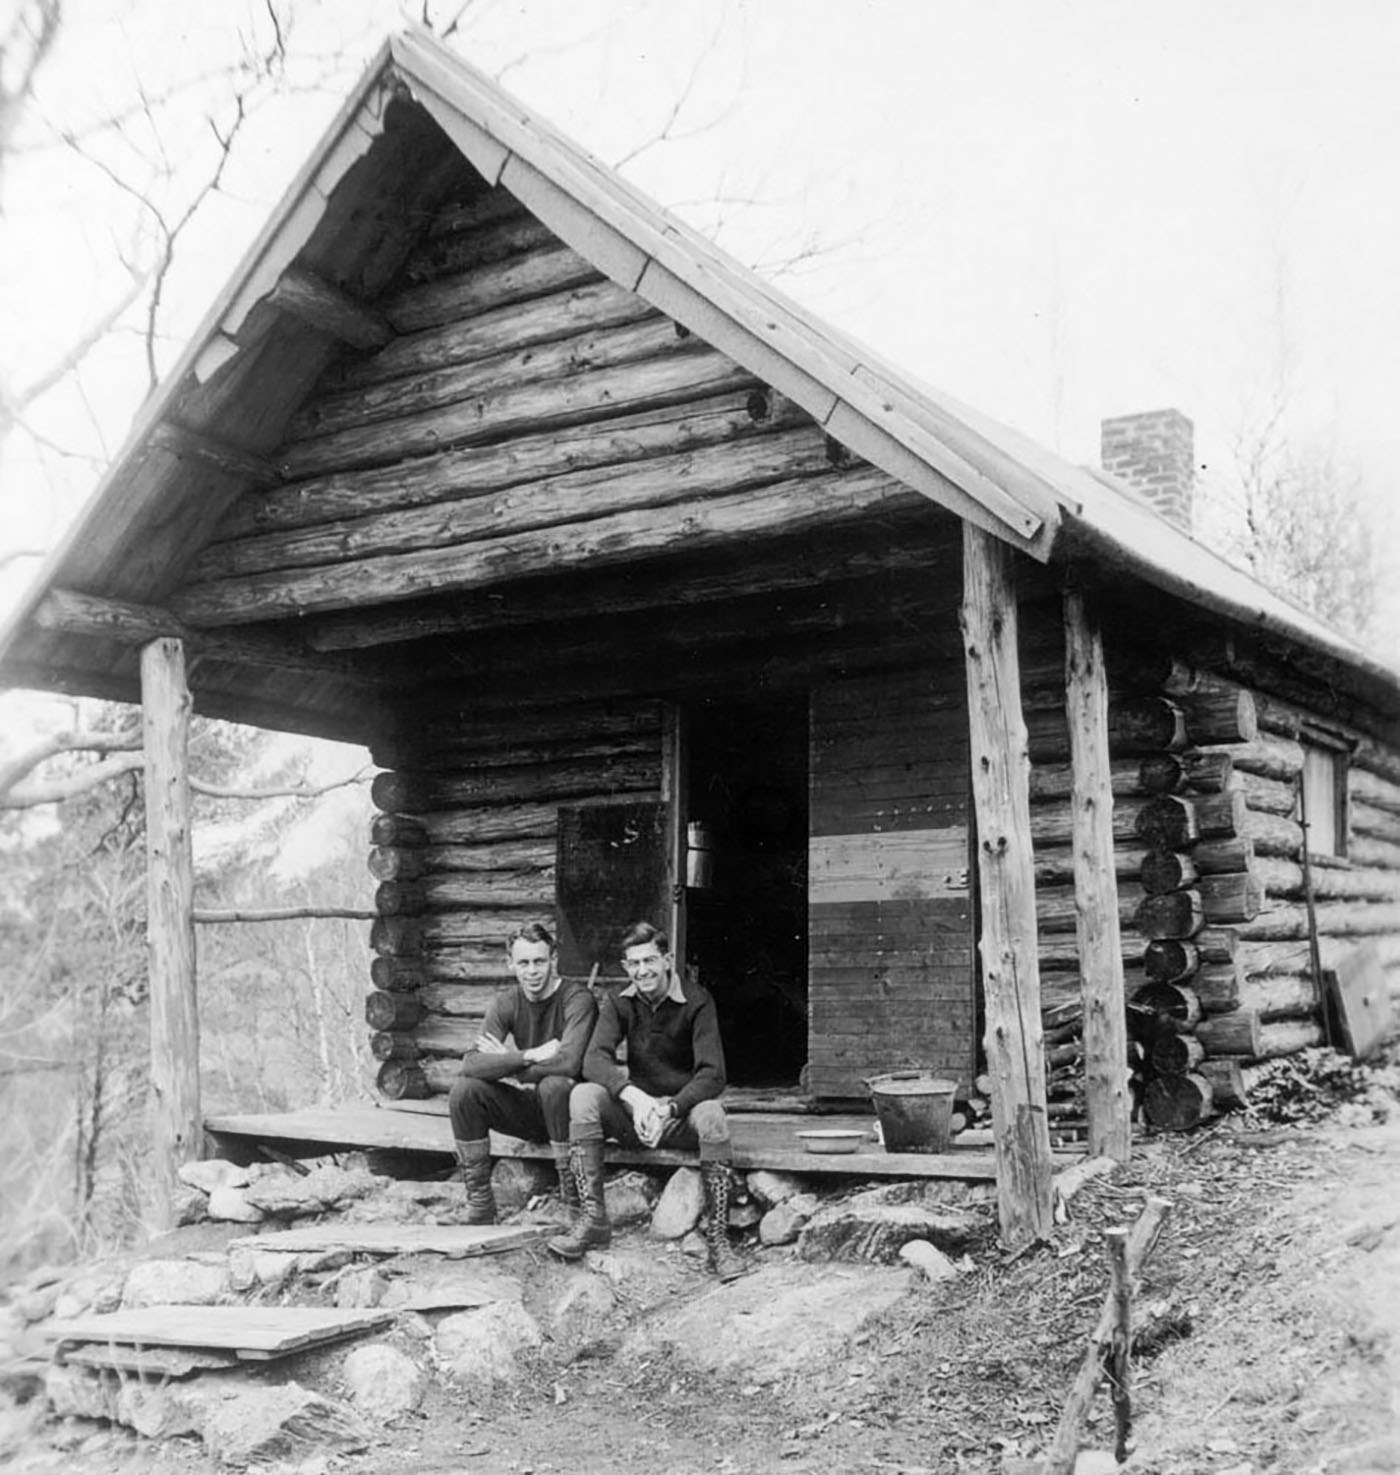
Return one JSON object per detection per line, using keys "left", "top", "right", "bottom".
{"left": 866, "top": 1071, "right": 958, "bottom": 1153}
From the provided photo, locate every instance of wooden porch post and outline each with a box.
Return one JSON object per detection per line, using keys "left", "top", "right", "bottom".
{"left": 1064, "top": 587, "right": 1131, "bottom": 1161}
{"left": 141, "top": 637, "right": 199, "bottom": 1222}
{"left": 960, "top": 524, "right": 1053, "bottom": 1248}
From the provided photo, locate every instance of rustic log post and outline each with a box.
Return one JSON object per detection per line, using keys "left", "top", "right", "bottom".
{"left": 141, "top": 637, "right": 199, "bottom": 1225}
{"left": 960, "top": 526, "right": 1053, "bottom": 1247}
{"left": 1064, "top": 588, "right": 1130, "bottom": 1162}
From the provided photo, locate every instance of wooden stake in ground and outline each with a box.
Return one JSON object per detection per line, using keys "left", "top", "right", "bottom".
{"left": 1044, "top": 1195, "right": 1172, "bottom": 1475}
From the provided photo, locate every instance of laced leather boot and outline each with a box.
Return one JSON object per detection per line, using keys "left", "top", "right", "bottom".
{"left": 551, "top": 1140, "right": 580, "bottom": 1210}
{"left": 455, "top": 1137, "right": 496, "bottom": 1225}
{"left": 701, "top": 1160, "right": 748, "bottom": 1282}
{"left": 546, "top": 1140, "right": 611, "bottom": 1259}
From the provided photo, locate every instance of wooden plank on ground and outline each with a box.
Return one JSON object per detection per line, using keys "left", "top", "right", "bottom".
{"left": 44, "top": 1306, "right": 391, "bottom": 1359}
{"left": 227, "top": 1223, "right": 546, "bottom": 1258}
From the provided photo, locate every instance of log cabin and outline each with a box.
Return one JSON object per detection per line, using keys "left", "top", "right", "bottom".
{"left": 3, "top": 30, "right": 1398, "bottom": 1245}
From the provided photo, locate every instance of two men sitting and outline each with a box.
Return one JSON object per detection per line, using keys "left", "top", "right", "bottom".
{"left": 447, "top": 920, "right": 746, "bottom": 1281}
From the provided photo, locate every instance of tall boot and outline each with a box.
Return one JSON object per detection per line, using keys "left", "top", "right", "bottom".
{"left": 455, "top": 1137, "right": 496, "bottom": 1226}
{"left": 701, "top": 1160, "right": 748, "bottom": 1282}
{"left": 551, "top": 1141, "right": 581, "bottom": 1210}
{"left": 546, "top": 1140, "right": 611, "bottom": 1259}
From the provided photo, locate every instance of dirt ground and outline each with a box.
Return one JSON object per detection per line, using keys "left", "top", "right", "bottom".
{"left": 6, "top": 1082, "right": 1400, "bottom": 1475}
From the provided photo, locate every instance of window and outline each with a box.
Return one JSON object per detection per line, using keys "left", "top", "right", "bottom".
{"left": 1298, "top": 739, "right": 1349, "bottom": 860}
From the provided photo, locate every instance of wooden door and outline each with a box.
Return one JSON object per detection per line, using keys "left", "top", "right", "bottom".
{"left": 807, "top": 665, "right": 976, "bottom": 1097}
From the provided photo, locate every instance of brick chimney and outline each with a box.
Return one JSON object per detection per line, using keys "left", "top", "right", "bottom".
{"left": 1100, "top": 408, "right": 1195, "bottom": 533}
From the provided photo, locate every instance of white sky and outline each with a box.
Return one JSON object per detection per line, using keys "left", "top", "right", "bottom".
{"left": 2, "top": 0, "right": 1398, "bottom": 710}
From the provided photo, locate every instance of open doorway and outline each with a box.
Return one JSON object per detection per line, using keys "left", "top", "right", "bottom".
{"left": 681, "top": 695, "right": 809, "bottom": 1088}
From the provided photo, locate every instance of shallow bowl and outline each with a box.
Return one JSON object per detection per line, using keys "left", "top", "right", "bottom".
{"left": 795, "top": 1129, "right": 869, "bottom": 1155}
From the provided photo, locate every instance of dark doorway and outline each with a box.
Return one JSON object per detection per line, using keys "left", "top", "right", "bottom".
{"left": 682, "top": 696, "right": 809, "bottom": 1088}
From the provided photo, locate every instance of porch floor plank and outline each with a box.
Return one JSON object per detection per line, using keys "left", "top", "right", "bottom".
{"left": 205, "top": 1104, "right": 1079, "bottom": 1179}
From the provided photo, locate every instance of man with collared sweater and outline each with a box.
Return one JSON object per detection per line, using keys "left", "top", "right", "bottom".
{"left": 547, "top": 921, "right": 747, "bottom": 1280}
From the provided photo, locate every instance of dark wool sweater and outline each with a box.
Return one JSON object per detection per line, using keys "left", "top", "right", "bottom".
{"left": 584, "top": 978, "right": 726, "bottom": 1118}
{"left": 458, "top": 976, "right": 597, "bottom": 1086}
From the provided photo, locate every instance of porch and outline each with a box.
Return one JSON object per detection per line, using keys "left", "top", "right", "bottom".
{"left": 204, "top": 1097, "right": 1083, "bottom": 1181}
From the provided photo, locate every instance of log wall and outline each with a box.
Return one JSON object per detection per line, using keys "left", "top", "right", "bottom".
{"left": 1024, "top": 601, "right": 1400, "bottom": 1134}
{"left": 365, "top": 698, "right": 666, "bottom": 1100}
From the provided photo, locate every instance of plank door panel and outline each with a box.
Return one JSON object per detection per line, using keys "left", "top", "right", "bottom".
{"left": 808, "top": 665, "right": 975, "bottom": 1097}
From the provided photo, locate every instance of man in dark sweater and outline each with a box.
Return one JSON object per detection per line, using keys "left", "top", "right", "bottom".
{"left": 448, "top": 921, "right": 597, "bottom": 1224}
{"left": 547, "top": 921, "right": 746, "bottom": 1280}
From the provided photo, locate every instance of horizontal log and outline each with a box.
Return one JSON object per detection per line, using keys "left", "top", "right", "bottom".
{"left": 1028, "top": 759, "right": 1145, "bottom": 802}
{"left": 394, "top": 214, "right": 561, "bottom": 294}
{"left": 1178, "top": 751, "right": 1235, "bottom": 793}
{"left": 1191, "top": 837, "right": 1255, "bottom": 875}
{"left": 1140, "top": 850, "right": 1199, "bottom": 896}
{"left": 371, "top": 1031, "right": 420, "bottom": 1060}
{"left": 1354, "top": 735, "right": 1400, "bottom": 788}
{"left": 376, "top": 1060, "right": 432, "bottom": 1100}
{"left": 1199, "top": 734, "right": 1304, "bottom": 783}
{"left": 1349, "top": 832, "right": 1400, "bottom": 871}
{"left": 398, "top": 1016, "right": 482, "bottom": 1056}
{"left": 1351, "top": 797, "right": 1400, "bottom": 843}
{"left": 1150, "top": 1032, "right": 1206, "bottom": 1076}
{"left": 382, "top": 242, "right": 600, "bottom": 334}
{"left": 332, "top": 279, "right": 653, "bottom": 392}
{"left": 1036, "top": 885, "right": 1143, "bottom": 934}
{"left": 1143, "top": 939, "right": 1198, "bottom": 985}
{"left": 373, "top": 911, "right": 552, "bottom": 955}
{"left": 1176, "top": 687, "right": 1257, "bottom": 746}
{"left": 1132, "top": 982, "right": 1202, "bottom": 1031}
{"left": 1256, "top": 1019, "right": 1325, "bottom": 1058}
{"left": 391, "top": 733, "right": 660, "bottom": 776}
{"left": 406, "top": 839, "right": 556, "bottom": 874}
{"left": 289, "top": 315, "right": 694, "bottom": 442}
{"left": 276, "top": 347, "right": 756, "bottom": 482}
{"left": 1231, "top": 770, "right": 1298, "bottom": 816}
{"left": 1239, "top": 809, "right": 1304, "bottom": 859}
{"left": 196, "top": 425, "right": 847, "bottom": 585}
{"left": 1134, "top": 890, "right": 1205, "bottom": 940}
{"left": 375, "top": 871, "right": 556, "bottom": 915}
{"left": 1237, "top": 900, "right": 1400, "bottom": 942}
{"left": 1134, "top": 795, "right": 1198, "bottom": 849}
{"left": 415, "top": 802, "right": 562, "bottom": 845}
{"left": 1034, "top": 844, "right": 1146, "bottom": 886}
{"left": 1029, "top": 797, "right": 1149, "bottom": 847}
{"left": 371, "top": 756, "right": 659, "bottom": 813}
{"left": 1196, "top": 1010, "right": 1263, "bottom": 1057}
{"left": 1195, "top": 790, "right": 1249, "bottom": 839}
{"left": 1025, "top": 701, "right": 1185, "bottom": 761}
{"left": 1143, "top": 1072, "right": 1213, "bottom": 1131}
{"left": 1037, "top": 936, "right": 1150, "bottom": 973}
{"left": 1253, "top": 857, "right": 1400, "bottom": 903}
{"left": 389, "top": 698, "right": 665, "bottom": 759}
{"left": 1350, "top": 766, "right": 1400, "bottom": 820}
{"left": 221, "top": 388, "right": 789, "bottom": 540}
{"left": 1197, "top": 1057, "right": 1248, "bottom": 1109}
{"left": 173, "top": 467, "right": 920, "bottom": 626}
{"left": 368, "top": 847, "right": 425, "bottom": 882}
{"left": 1193, "top": 961, "right": 1245, "bottom": 1012}
{"left": 417, "top": 981, "right": 503, "bottom": 1017}
{"left": 370, "top": 815, "right": 429, "bottom": 849}
{"left": 1198, "top": 872, "right": 1265, "bottom": 923}
{"left": 365, "top": 991, "right": 423, "bottom": 1030}
{"left": 1235, "top": 973, "right": 1322, "bottom": 1019}
{"left": 370, "top": 952, "right": 513, "bottom": 990}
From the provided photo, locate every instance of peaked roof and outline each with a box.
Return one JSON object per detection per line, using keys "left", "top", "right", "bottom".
{"left": 3, "top": 26, "right": 1397, "bottom": 726}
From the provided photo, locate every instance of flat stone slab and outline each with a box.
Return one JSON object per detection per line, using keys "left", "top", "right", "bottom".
{"left": 620, "top": 1262, "right": 913, "bottom": 1382}
{"left": 43, "top": 1306, "right": 391, "bottom": 1361}
{"left": 228, "top": 1223, "right": 544, "bottom": 1259}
